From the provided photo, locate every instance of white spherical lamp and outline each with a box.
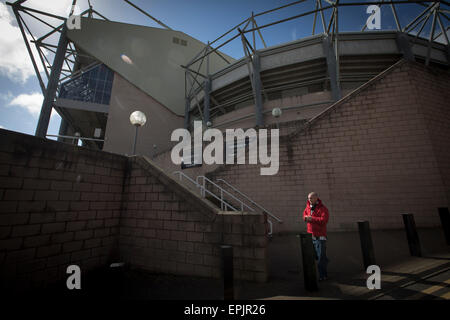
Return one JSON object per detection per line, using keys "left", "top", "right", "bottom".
{"left": 129, "top": 110, "right": 147, "bottom": 155}
{"left": 272, "top": 107, "right": 282, "bottom": 118}
{"left": 130, "top": 110, "right": 147, "bottom": 127}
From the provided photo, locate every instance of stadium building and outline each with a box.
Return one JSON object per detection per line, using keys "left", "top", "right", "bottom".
{"left": 1, "top": 1, "right": 450, "bottom": 292}
{"left": 7, "top": 0, "right": 450, "bottom": 234}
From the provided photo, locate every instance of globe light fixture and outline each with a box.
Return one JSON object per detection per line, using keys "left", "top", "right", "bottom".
{"left": 129, "top": 110, "right": 147, "bottom": 155}
{"left": 272, "top": 107, "right": 282, "bottom": 118}
{"left": 272, "top": 107, "right": 282, "bottom": 130}
{"left": 130, "top": 110, "right": 147, "bottom": 127}
{"left": 73, "top": 132, "right": 80, "bottom": 145}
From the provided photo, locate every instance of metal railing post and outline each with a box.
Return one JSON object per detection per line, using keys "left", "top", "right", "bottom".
{"left": 216, "top": 178, "right": 282, "bottom": 223}
{"left": 202, "top": 178, "right": 206, "bottom": 198}
{"left": 197, "top": 176, "right": 254, "bottom": 212}
{"left": 267, "top": 219, "right": 273, "bottom": 236}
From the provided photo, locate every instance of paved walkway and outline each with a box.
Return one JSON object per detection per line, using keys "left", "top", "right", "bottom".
{"left": 250, "top": 228, "right": 450, "bottom": 300}
{"left": 256, "top": 252, "right": 450, "bottom": 300}
{"left": 102, "top": 248, "right": 450, "bottom": 300}
{"left": 12, "top": 228, "right": 450, "bottom": 300}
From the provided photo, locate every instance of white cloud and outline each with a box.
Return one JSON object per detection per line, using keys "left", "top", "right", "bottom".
{"left": 7, "top": 91, "right": 59, "bottom": 120}
{"left": 9, "top": 92, "right": 43, "bottom": 116}
{"left": 0, "top": 0, "right": 82, "bottom": 84}
{"left": 0, "top": 125, "right": 4, "bottom": 129}
{"left": 26, "top": 0, "right": 76, "bottom": 18}
{"left": 0, "top": 2, "right": 46, "bottom": 83}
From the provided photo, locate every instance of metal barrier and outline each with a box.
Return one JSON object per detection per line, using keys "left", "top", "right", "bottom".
{"left": 196, "top": 175, "right": 254, "bottom": 212}
{"left": 173, "top": 171, "right": 238, "bottom": 211}
{"left": 173, "top": 171, "right": 280, "bottom": 236}
{"left": 217, "top": 178, "right": 283, "bottom": 235}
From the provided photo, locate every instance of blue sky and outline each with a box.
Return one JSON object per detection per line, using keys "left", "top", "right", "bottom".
{"left": 0, "top": 0, "right": 448, "bottom": 138}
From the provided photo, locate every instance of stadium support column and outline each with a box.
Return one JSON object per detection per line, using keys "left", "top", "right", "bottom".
{"left": 57, "top": 118, "right": 68, "bottom": 142}
{"left": 35, "top": 25, "right": 69, "bottom": 138}
{"left": 203, "top": 77, "right": 211, "bottom": 126}
{"left": 184, "top": 97, "right": 191, "bottom": 129}
{"left": 322, "top": 36, "right": 341, "bottom": 102}
{"left": 252, "top": 52, "right": 264, "bottom": 127}
{"left": 395, "top": 33, "right": 415, "bottom": 62}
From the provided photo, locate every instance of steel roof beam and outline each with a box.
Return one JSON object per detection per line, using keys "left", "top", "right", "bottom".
{"left": 123, "top": 0, "right": 172, "bottom": 30}
{"left": 36, "top": 26, "right": 69, "bottom": 138}
{"left": 11, "top": 7, "right": 46, "bottom": 94}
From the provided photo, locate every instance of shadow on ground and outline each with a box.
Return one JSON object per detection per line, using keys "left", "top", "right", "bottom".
{"left": 3, "top": 228, "right": 449, "bottom": 301}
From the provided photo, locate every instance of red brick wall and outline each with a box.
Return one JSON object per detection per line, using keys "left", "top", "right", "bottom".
{"left": 119, "top": 157, "right": 268, "bottom": 282}
{"left": 413, "top": 65, "right": 450, "bottom": 204}
{"left": 0, "top": 130, "right": 126, "bottom": 293}
{"left": 207, "top": 61, "right": 450, "bottom": 233}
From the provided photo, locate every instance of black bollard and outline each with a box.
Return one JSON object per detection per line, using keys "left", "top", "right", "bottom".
{"left": 299, "top": 233, "right": 318, "bottom": 292}
{"left": 221, "top": 245, "right": 234, "bottom": 300}
{"left": 402, "top": 214, "right": 422, "bottom": 257}
{"left": 438, "top": 207, "right": 450, "bottom": 246}
{"left": 357, "top": 221, "right": 376, "bottom": 270}
{"left": 108, "top": 262, "right": 125, "bottom": 298}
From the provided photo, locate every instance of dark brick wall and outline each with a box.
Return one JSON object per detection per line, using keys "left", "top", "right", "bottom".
{"left": 0, "top": 130, "right": 127, "bottom": 293}
{"left": 119, "top": 157, "right": 268, "bottom": 282}
{"left": 414, "top": 65, "right": 450, "bottom": 204}
{"left": 0, "top": 130, "right": 269, "bottom": 293}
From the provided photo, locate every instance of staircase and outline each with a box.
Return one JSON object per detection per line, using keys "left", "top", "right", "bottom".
{"left": 173, "top": 171, "right": 282, "bottom": 235}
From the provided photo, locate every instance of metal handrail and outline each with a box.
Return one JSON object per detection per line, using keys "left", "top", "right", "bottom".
{"left": 267, "top": 219, "right": 273, "bottom": 237}
{"left": 196, "top": 176, "right": 254, "bottom": 212}
{"left": 173, "top": 171, "right": 237, "bottom": 211}
{"left": 173, "top": 172, "right": 273, "bottom": 235}
{"left": 201, "top": 175, "right": 274, "bottom": 235}
{"left": 46, "top": 134, "right": 104, "bottom": 142}
{"left": 216, "top": 178, "right": 283, "bottom": 223}
{"left": 58, "top": 61, "right": 101, "bottom": 84}
{"left": 173, "top": 171, "right": 198, "bottom": 187}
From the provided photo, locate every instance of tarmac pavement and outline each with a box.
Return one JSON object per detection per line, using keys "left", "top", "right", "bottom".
{"left": 10, "top": 228, "right": 450, "bottom": 300}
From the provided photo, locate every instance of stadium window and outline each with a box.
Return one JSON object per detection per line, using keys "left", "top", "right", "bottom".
{"left": 58, "top": 64, "right": 114, "bottom": 105}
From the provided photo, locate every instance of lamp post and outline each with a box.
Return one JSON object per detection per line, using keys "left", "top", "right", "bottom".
{"left": 73, "top": 132, "right": 80, "bottom": 145}
{"left": 152, "top": 144, "right": 157, "bottom": 159}
{"left": 129, "top": 110, "right": 147, "bottom": 155}
{"left": 272, "top": 107, "right": 282, "bottom": 130}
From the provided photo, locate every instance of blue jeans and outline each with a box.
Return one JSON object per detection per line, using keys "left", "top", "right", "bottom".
{"left": 312, "top": 239, "right": 329, "bottom": 279}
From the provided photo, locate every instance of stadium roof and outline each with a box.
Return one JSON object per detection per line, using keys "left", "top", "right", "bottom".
{"left": 67, "top": 17, "right": 235, "bottom": 116}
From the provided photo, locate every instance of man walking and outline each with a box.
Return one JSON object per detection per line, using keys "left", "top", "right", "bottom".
{"left": 303, "top": 192, "right": 330, "bottom": 281}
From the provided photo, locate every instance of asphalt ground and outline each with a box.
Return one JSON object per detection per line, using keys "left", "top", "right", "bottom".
{"left": 4, "top": 228, "right": 449, "bottom": 301}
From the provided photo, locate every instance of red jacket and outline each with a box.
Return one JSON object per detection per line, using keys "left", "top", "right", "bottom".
{"left": 303, "top": 198, "right": 329, "bottom": 237}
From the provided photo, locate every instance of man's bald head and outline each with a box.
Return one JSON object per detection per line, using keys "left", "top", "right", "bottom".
{"left": 308, "top": 192, "right": 318, "bottom": 205}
